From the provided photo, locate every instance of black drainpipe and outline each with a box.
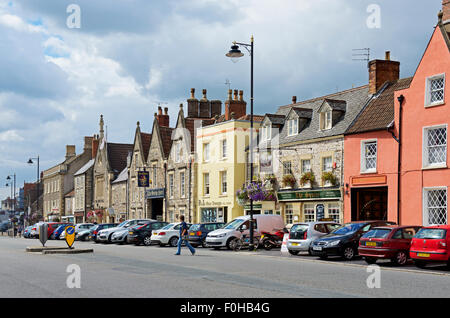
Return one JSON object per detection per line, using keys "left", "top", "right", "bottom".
{"left": 396, "top": 95, "right": 405, "bottom": 225}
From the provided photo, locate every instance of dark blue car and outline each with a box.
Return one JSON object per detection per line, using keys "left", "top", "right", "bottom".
{"left": 188, "top": 222, "right": 225, "bottom": 247}
{"left": 51, "top": 224, "right": 72, "bottom": 240}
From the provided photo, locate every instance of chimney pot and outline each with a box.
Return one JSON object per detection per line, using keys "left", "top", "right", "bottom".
{"left": 227, "top": 89, "right": 232, "bottom": 101}
{"left": 164, "top": 107, "right": 168, "bottom": 115}
{"left": 158, "top": 106, "right": 162, "bottom": 115}
{"left": 385, "top": 51, "right": 391, "bottom": 61}
{"left": 368, "top": 53, "right": 400, "bottom": 95}
{"left": 442, "top": 0, "right": 450, "bottom": 22}
{"left": 292, "top": 96, "right": 297, "bottom": 104}
{"left": 202, "top": 89, "right": 207, "bottom": 100}
{"left": 233, "top": 89, "right": 238, "bottom": 101}
{"left": 190, "top": 88, "right": 195, "bottom": 99}
{"left": 239, "top": 90, "right": 244, "bottom": 101}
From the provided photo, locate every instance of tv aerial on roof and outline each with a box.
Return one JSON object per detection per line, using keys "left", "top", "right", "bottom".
{"left": 352, "top": 48, "right": 370, "bottom": 68}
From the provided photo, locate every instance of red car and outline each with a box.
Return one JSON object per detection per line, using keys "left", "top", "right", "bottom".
{"left": 46, "top": 222, "right": 66, "bottom": 239}
{"left": 359, "top": 225, "right": 422, "bottom": 265}
{"left": 410, "top": 225, "right": 450, "bottom": 269}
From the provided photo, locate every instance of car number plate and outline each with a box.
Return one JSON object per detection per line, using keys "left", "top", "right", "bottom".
{"left": 190, "top": 233, "right": 195, "bottom": 236}
{"left": 313, "top": 246, "right": 322, "bottom": 251}
{"left": 129, "top": 232, "right": 133, "bottom": 235}
{"left": 417, "top": 253, "right": 430, "bottom": 258}
{"left": 292, "top": 243, "right": 299, "bottom": 246}
{"left": 365, "top": 242, "right": 377, "bottom": 247}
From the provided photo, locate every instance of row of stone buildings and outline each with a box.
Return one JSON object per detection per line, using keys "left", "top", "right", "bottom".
{"left": 39, "top": 4, "right": 449, "bottom": 227}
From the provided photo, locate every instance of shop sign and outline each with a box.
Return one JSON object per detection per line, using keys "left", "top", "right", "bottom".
{"left": 244, "top": 204, "right": 263, "bottom": 209}
{"left": 316, "top": 204, "right": 325, "bottom": 220}
{"left": 146, "top": 188, "right": 165, "bottom": 199}
{"left": 138, "top": 171, "right": 150, "bottom": 187}
{"left": 277, "top": 189, "right": 341, "bottom": 201}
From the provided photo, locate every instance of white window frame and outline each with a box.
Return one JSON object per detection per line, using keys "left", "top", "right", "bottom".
{"left": 303, "top": 203, "right": 315, "bottom": 223}
{"left": 204, "top": 173, "right": 210, "bottom": 196}
{"left": 168, "top": 173, "right": 174, "bottom": 198}
{"left": 361, "top": 139, "right": 378, "bottom": 174}
{"left": 287, "top": 119, "right": 298, "bottom": 136}
{"left": 285, "top": 204, "right": 294, "bottom": 224}
{"left": 327, "top": 203, "right": 341, "bottom": 224}
{"left": 301, "top": 159, "right": 311, "bottom": 174}
{"left": 320, "top": 111, "right": 333, "bottom": 130}
{"left": 425, "top": 73, "right": 445, "bottom": 107}
{"left": 220, "top": 170, "right": 227, "bottom": 194}
{"left": 423, "top": 187, "right": 448, "bottom": 226}
{"left": 180, "top": 171, "right": 185, "bottom": 198}
{"left": 203, "top": 143, "right": 210, "bottom": 162}
{"left": 221, "top": 139, "right": 227, "bottom": 159}
{"left": 422, "top": 124, "right": 448, "bottom": 169}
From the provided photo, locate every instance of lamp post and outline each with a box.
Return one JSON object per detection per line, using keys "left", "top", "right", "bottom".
{"left": 6, "top": 174, "right": 16, "bottom": 214}
{"left": 226, "top": 36, "right": 255, "bottom": 250}
{"left": 27, "top": 156, "right": 40, "bottom": 221}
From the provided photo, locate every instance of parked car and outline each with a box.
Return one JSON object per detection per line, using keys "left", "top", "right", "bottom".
{"left": 358, "top": 225, "right": 422, "bottom": 265}
{"left": 29, "top": 222, "right": 43, "bottom": 238}
{"left": 310, "top": 220, "right": 396, "bottom": 260}
{"left": 410, "top": 225, "right": 450, "bottom": 269}
{"left": 89, "top": 223, "right": 118, "bottom": 242}
{"left": 97, "top": 219, "right": 152, "bottom": 243}
{"left": 287, "top": 221, "right": 341, "bottom": 255}
{"left": 127, "top": 221, "right": 169, "bottom": 246}
{"left": 51, "top": 223, "right": 73, "bottom": 240}
{"left": 206, "top": 215, "right": 285, "bottom": 250}
{"left": 23, "top": 226, "right": 33, "bottom": 238}
{"left": 151, "top": 222, "right": 192, "bottom": 247}
{"left": 111, "top": 221, "right": 152, "bottom": 244}
{"left": 188, "top": 222, "right": 225, "bottom": 248}
{"left": 75, "top": 223, "right": 96, "bottom": 233}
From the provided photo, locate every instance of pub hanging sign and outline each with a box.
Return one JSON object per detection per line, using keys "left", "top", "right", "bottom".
{"left": 138, "top": 171, "right": 150, "bottom": 187}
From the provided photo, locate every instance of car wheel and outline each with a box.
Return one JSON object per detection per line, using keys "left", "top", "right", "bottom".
{"left": 288, "top": 249, "right": 299, "bottom": 256}
{"left": 414, "top": 260, "right": 427, "bottom": 269}
{"left": 107, "top": 234, "right": 113, "bottom": 243}
{"left": 143, "top": 236, "right": 152, "bottom": 246}
{"left": 159, "top": 243, "right": 166, "bottom": 247}
{"left": 342, "top": 246, "right": 356, "bottom": 261}
{"left": 308, "top": 249, "right": 313, "bottom": 256}
{"left": 201, "top": 241, "right": 208, "bottom": 248}
{"left": 226, "top": 237, "right": 236, "bottom": 250}
{"left": 169, "top": 237, "right": 179, "bottom": 247}
{"left": 364, "top": 257, "right": 377, "bottom": 264}
{"left": 392, "top": 251, "right": 408, "bottom": 266}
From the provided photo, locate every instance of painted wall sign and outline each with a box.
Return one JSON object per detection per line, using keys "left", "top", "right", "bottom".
{"left": 138, "top": 171, "right": 150, "bottom": 187}
{"left": 277, "top": 189, "right": 341, "bottom": 201}
{"left": 145, "top": 188, "right": 165, "bottom": 199}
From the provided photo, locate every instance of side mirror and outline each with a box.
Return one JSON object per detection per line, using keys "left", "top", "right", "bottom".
{"left": 241, "top": 225, "right": 247, "bottom": 231}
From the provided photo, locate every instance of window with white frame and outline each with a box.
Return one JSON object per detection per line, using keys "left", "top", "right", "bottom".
{"left": 283, "top": 161, "right": 292, "bottom": 175}
{"left": 180, "top": 171, "right": 185, "bottom": 198}
{"left": 220, "top": 171, "right": 227, "bottom": 194}
{"left": 423, "top": 125, "right": 447, "bottom": 168}
{"left": 221, "top": 139, "right": 227, "bottom": 159}
{"left": 328, "top": 203, "right": 341, "bottom": 223}
{"left": 320, "top": 111, "right": 332, "bottom": 130}
{"left": 169, "top": 174, "right": 174, "bottom": 198}
{"left": 362, "top": 140, "right": 377, "bottom": 173}
{"left": 287, "top": 119, "right": 298, "bottom": 136}
{"left": 203, "top": 143, "right": 210, "bottom": 162}
{"left": 322, "top": 156, "right": 333, "bottom": 172}
{"left": 301, "top": 159, "right": 311, "bottom": 173}
{"left": 285, "top": 204, "right": 294, "bottom": 224}
{"left": 304, "top": 204, "right": 315, "bottom": 222}
{"left": 423, "top": 188, "right": 447, "bottom": 225}
{"left": 426, "top": 74, "right": 445, "bottom": 106}
{"left": 261, "top": 125, "right": 271, "bottom": 141}
{"left": 204, "top": 173, "right": 210, "bottom": 196}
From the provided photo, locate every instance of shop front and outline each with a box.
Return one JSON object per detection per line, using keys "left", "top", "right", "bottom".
{"left": 277, "top": 188, "right": 343, "bottom": 225}
{"left": 74, "top": 211, "right": 84, "bottom": 224}
{"left": 243, "top": 201, "right": 280, "bottom": 216}
{"left": 146, "top": 188, "right": 165, "bottom": 221}
{"left": 198, "top": 198, "right": 235, "bottom": 223}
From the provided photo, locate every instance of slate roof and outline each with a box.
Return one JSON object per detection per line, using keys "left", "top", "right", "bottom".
{"left": 346, "top": 78, "right": 413, "bottom": 135}
{"left": 265, "top": 114, "right": 286, "bottom": 125}
{"left": 321, "top": 99, "right": 347, "bottom": 112}
{"left": 112, "top": 167, "right": 128, "bottom": 184}
{"left": 273, "top": 85, "right": 370, "bottom": 145}
{"left": 140, "top": 132, "right": 152, "bottom": 162}
{"left": 107, "top": 142, "right": 133, "bottom": 175}
{"left": 74, "top": 159, "right": 95, "bottom": 176}
{"left": 159, "top": 126, "right": 174, "bottom": 158}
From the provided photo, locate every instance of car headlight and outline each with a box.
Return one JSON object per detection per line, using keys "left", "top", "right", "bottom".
{"left": 326, "top": 240, "right": 340, "bottom": 247}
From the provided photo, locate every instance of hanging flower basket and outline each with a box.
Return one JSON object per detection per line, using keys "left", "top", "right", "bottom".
{"left": 282, "top": 174, "right": 296, "bottom": 188}
{"left": 236, "top": 181, "right": 277, "bottom": 205}
{"left": 322, "top": 172, "right": 337, "bottom": 186}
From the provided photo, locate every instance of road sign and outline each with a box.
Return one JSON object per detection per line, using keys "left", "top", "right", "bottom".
{"left": 65, "top": 225, "right": 75, "bottom": 249}
{"left": 39, "top": 223, "right": 48, "bottom": 247}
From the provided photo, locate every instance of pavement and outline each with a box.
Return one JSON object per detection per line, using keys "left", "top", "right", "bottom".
{"left": 1, "top": 236, "right": 450, "bottom": 298}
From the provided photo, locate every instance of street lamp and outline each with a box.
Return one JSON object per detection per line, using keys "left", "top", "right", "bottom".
{"left": 226, "top": 36, "right": 255, "bottom": 250}
{"left": 28, "top": 156, "right": 40, "bottom": 222}
{"left": 6, "top": 174, "right": 16, "bottom": 214}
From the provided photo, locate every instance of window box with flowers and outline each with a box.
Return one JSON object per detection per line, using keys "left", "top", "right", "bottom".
{"left": 282, "top": 174, "right": 296, "bottom": 189}
{"left": 322, "top": 171, "right": 337, "bottom": 187}
{"left": 300, "top": 172, "right": 315, "bottom": 188}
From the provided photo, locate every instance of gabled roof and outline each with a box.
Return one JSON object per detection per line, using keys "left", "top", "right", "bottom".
{"left": 140, "top": 132, "right": 152, "bottom": 162}
{"left": 159, "top": 126, "right": 174, "bottom": 158}
{"left": 346, "top": 78, "right": 413, "bottom": 135}
{"left": 318, "top": 99, "right": 347, "bottom": 112}
{"left": 264, "top": 114, "right": 286, "bottom": 125}
{"left": 107, "top": 142, "right": 133, "bottom": 174}
{"left": 112, "top": 167, "right": 128, "bottom": 184}
{"left": 288, "top": 107, "right": 313, "bottom": 119}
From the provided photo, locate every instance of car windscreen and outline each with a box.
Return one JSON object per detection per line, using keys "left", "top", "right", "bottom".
{"left": 362, "top": 229, "right": 392, "bottom": 239}
{"left": 118, "top": 221, "right": 128, "bottom": 227}
{"left": 289, "top": 224, "right": 308, "bottom": 240}
{"left": 223, "top": 219, "right": 244, "bottom": 230}
{"left": 414, "top": 228, "right": 446, "bottom": 239}
{"left": 160, "top": 224, "right": 174, "bottom": 230}
{"left": 331, "top": 223, "right": 365, "bottom": 235}
{"left": 190, "top": 224, "right": 201, "bottom": 231}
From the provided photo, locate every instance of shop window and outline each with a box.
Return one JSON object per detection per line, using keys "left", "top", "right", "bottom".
{"left": 328, "top": 203, "right": 341, "bottom": 223}
{"left": 303, "top": 203, "right": 315, "bottom": 222}
{"left": 285, "top": 204, "right": 294, "bottom": 224}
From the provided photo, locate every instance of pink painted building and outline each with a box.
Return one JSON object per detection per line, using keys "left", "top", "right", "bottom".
{"left": 344, "top": 2, "right": 450, "bottom": 226}
{"left": 395, "top": 4, "right": 450, "bottom": 226}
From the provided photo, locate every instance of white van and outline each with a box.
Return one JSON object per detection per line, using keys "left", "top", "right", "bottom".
{"left": 205, "top": 214, "right": 285, "bottom": 249}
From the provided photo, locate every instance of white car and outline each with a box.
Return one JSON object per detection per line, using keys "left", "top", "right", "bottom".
{"left": 97, "top": 219, "right": 152, "bottom": 243}
{"left": 151, "top": 223, "right": 192, "bottom": 247}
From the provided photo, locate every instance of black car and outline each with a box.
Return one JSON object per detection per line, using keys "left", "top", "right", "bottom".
{"left": 127, "top": 221, "right": 169, "bottom": 246}
{"left": 188, "top": 222, "right": 225, "bottom": 248}
{"left": 90, "top": 223, "right": 118, "bottom": 242}
{"left": 309, "top": 220, "right": 396, "bottom": 260}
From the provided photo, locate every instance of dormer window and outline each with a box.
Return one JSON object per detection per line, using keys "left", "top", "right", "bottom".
{"left": 287, "top": 119, "right": 298, "bottom": 136}
{"left": 320, "top": 110, "right": 332, "bottom": 130}
{"left": 261, "top": 125, "right": 272, "bottom": 141}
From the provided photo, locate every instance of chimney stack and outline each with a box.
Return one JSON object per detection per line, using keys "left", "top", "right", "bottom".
{"left": 91, "top": 134, "right": 99, "bottom": 159}
{"left": 199, "top": 89, "right": 211, "bottom": 118}
{"left": 66, "top": 145, "right": 76, "bottom": 160}
{"left": 156, "top": 106, "right": 170, "bottom": 127}
{"left": 443, "top": 0, "right": 450, "bottom": 23}
{"left": 83, "top": 136, "right": 93, "bottom": 153}
{"left": 368, "top": 51, "right": 400, "bottom": 95}
{"left": 225, "top": 89, "right": 247, "bottom": 121}
{"left": 292, "top": 96, "right": 297, "bottom": 104}
{"left": 187, "top": 88, "right": 199, "bottom": 118}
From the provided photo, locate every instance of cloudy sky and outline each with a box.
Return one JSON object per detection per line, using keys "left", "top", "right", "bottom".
{"left": 0, "top": 0, "right": 443, "bottom": 200}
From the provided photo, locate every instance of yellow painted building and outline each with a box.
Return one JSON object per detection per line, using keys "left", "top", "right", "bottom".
{"left": 195, "top": 99, "right": 262, "bottom": 223}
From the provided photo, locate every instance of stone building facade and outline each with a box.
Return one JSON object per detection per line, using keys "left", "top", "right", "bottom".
{"left": 111, "top": 167, "right": 128, "bottom": 222}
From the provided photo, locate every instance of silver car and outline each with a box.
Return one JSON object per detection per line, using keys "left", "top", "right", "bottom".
{"left": 97, "top": 219, "right": 152, "bottom": 243}
{"left": 287, "top": 221, "right": 341, "bottom": 255}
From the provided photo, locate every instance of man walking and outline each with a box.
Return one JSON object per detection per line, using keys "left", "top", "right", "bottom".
{"left": 175, "top": 215, "right": 195, "bottom": 256}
